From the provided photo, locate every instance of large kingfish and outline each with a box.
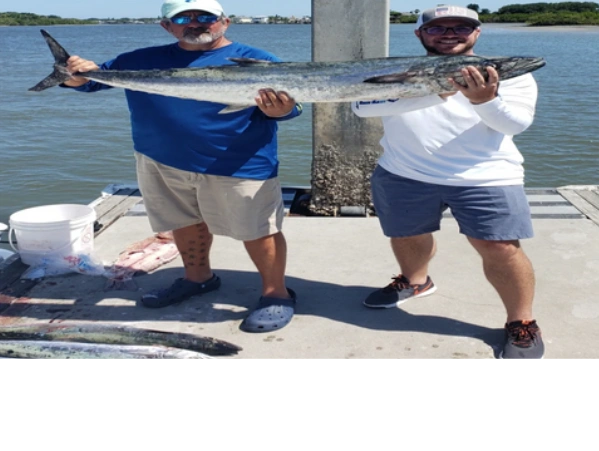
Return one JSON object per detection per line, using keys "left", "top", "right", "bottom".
{"left": 0, "top": 340, "right": 212, "bottom": 359}
{"left": 30, "top": 29, "right": 546, "bottom": 113}
{"left": 0, "top": 322, "right": 241, "bottom": 356}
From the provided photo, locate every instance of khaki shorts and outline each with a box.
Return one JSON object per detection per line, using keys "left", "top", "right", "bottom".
{"left": 135, "top": 152, "right": 285, "bottom": 241}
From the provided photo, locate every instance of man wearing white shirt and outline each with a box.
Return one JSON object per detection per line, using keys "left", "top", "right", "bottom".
{"left": 352, "top": 5, "right": 544, "bottom": 359}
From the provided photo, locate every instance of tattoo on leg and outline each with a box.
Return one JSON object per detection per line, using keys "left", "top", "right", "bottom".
{"left": 176, "top": 223, "right": 212, "bottom": 270}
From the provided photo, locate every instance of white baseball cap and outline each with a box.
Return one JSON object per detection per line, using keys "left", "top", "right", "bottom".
{"left": 416, "top": 5, "right": 481, "bottom": 29}
{"left": 161, "top": 0, "right": 225, "bottom": 19}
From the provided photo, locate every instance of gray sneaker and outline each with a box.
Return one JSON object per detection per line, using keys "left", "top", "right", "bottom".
{"left": 364, "top": 274, "right": 437, "bottom": 308}
{"left": 500, "top": 320, "right": 545, "bottom": 359}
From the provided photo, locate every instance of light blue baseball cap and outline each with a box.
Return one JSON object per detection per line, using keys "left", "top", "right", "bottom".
{"left": 161, "top": 0, "right": 225, "bottom": 19}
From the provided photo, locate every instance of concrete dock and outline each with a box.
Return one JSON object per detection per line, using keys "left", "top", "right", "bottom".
{"left": 1, "top": 185, "right": 597, "bottom": 358}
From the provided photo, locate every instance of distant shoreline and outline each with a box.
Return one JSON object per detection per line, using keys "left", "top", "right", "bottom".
{"left": 1, "top": 23, "right": 598, "bottom": 31}
{"left": 484, "top": 23, "right": 599, "bottom": 32}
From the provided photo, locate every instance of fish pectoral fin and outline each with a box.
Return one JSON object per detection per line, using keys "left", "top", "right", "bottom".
{"left": 218, "top": 104, "right": 255, "bottom": 114}
{"left": 227, "top": 57, "right": 276, "bottom": 66}
{"left": 363, "top": 71, "right": 419, "bottom": 84}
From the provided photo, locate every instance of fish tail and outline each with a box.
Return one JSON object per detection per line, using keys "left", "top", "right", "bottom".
{"left": 28, "top": 29, "right": 73, "bottom": 92}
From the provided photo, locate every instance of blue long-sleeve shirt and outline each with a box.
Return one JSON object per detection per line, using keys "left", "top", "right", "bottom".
{"left": 71, "top": 42, "right": 302, "bottom": 180}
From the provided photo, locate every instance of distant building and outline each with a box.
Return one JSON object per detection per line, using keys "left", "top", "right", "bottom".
{"left": 232, "top": 16, "right": 252, "bottom": 24}
{"left": 230, "top": 15, "right": 311, "bottom": 25}
{"left": 288, "top": 15, "right": 311, "bottom": 24}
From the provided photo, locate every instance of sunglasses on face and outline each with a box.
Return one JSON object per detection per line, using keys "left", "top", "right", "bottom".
{"left": 171, "top": 14, "right": 220, "bottom": 25}
{"left": 420, "top": 26, "right": 475, "bottom": 36}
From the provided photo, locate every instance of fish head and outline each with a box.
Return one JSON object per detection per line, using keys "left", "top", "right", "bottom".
{"left": 480, "top": 56, "right": 546, "bottom": 81}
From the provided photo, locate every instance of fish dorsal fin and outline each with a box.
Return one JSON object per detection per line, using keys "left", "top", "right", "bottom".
{"left": 227, "top": 57, "right": 276, "bottom": 66}
{"left": 364, "top": 71, "right": 419, "bottom": 84}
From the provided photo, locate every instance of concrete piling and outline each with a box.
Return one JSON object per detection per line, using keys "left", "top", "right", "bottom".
{"left": 309, "top": 0, "right": 389, "bottom": 216}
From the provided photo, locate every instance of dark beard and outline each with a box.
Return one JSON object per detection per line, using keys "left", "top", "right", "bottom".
{"left": 419, "top": 36, "right": 475, "bottom": 55}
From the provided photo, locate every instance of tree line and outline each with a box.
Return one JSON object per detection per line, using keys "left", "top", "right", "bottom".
{"left": 0, "top": 12, "right": 95, "bottom": 25}
{"left": 0, "top": 12, "right": 157, "bottom": 25}
{"left": 391, "top": 2, "right": 599, "bottom": 25}
{"left": 477, "top": 1, "right": 599, "bottom": 24}
{"left": 3, "top": 3, "right": 599, "bottom": 26}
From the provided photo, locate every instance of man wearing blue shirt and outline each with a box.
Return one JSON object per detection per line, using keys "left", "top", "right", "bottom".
{"left": 63, "top": 0, "right": 302, "bottom": 333}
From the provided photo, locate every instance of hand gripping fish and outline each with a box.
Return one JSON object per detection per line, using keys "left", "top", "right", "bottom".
{"left": 29, "top": 29, "right": 546, "bottom": 114}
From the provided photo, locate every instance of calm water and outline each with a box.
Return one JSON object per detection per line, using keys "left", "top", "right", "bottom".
{"left": 1, "top": 23, "right": 598, "bottom": 232}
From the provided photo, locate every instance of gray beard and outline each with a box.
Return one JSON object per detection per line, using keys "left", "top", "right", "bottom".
{"left": 182, "top": 28, "right": 225, "bottom": 45}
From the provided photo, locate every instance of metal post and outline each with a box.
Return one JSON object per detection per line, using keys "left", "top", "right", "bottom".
{"left": 310, "top": 0, "right": 389, "bottom": 216}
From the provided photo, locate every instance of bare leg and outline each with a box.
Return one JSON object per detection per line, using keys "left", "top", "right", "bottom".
{"left": 390, "top": 233, "right": 436, "bottom": 284}
{"left": 467, "top": 237, "right": 535, "bottom": 323}
{"left": 172, "top": 222, "right": 214, "bottom": 283}
{"left": 244, "top": 231, "right": 290, "bottom": 299}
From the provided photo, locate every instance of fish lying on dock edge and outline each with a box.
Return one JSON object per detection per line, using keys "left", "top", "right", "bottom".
{"left": 0, "top": 340, "right": 212, "bottom": 359}
{"left": 0, "top": 322, "right": 242, "bottom": 356}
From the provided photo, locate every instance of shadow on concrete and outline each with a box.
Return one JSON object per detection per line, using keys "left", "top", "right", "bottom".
{"left": 0, "top": 267, "right": 505, "bottom": 357}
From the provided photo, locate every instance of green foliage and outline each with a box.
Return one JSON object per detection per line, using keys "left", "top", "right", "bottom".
{"left": 481, "top": 10, "right": 599, "bottom": 24}
{"left": 492, "top": 2, "right": 599, "bottom": 26}
{"left": 481, "top": 12, "right": 535, "bottom": 22}
{"left": 395, "top": 2, "right": 599, "bottom": 26}
{"left": 400, "top": 15, "right": 418, "bottom": 23}
{"left": 3, "top": 4, "right": 599, "bottom": 27}
{"left": 390, "top": 10, "right": 418, "bottom": 23}
{"left": 527, "top": 10, "right": 599, "bottom": 24}
{"left": 497, "top": 2, "right": 599, "bottom": 14}
{"left": 0, "top": 11, "right": 96, "bottom": 25}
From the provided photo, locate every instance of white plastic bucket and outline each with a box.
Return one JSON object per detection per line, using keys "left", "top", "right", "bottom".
{"left": 8, "top": 204, "right": 96, "bottom": 267}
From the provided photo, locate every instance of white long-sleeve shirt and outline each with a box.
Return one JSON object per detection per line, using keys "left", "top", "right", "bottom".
{"left": 351, "top": 74, "right": 538, "bottom": 186}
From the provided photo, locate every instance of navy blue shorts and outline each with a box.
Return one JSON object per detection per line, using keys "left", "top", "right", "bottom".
{"left": 371, "top": 166, "right": 534, "bottom": 241}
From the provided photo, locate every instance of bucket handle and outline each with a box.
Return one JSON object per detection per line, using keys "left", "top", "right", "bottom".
{"left": 8, "top": 228, "right": 18, "bottom": 252}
